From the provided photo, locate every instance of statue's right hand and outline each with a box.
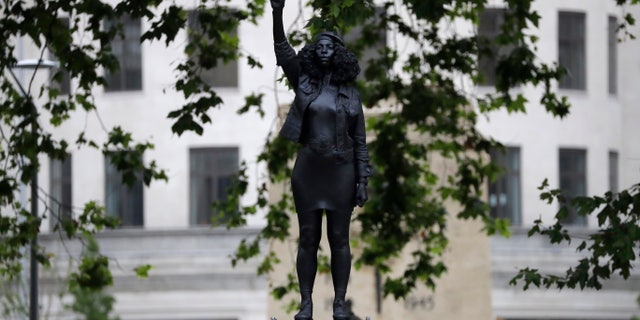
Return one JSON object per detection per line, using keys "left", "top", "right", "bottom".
{"left": 270, "top": 0, "right": 285, "bottom": 9}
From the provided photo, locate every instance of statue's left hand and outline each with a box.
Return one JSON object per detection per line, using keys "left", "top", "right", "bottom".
{"left": 356, "top": 182, "right": 368, "bottom": 207}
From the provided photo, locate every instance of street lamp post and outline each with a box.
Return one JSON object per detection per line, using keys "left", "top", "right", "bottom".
{"left": 9, "top": 58, "right": 59, "bottom": 320}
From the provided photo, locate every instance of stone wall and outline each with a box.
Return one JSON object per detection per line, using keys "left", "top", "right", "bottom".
{"left": 29, "top": 228, "right": 268, "bottom": 320}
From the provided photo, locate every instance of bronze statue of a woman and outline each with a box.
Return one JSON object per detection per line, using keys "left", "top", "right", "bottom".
{"left": 271, "top": 1, "right": 371, "bottom": 319}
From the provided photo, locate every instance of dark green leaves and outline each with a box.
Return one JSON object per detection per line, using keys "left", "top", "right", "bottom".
{"left": 167, "top": 3, "right": 267, "bottom": 136}
{"left": 67, "top": 234, "right": 119, "bottom": 320}
{"left": 238, "top": 92, "right": 266, "bottom": 117}
{"left": 103, "top": 126, "right": 167, "bottom": 186}
{"left": 134, "top": 264, "right": 153, "bottom": 278}
{"left": 512, "top": 183, "right": 640, "bottom": 290}
{"left": 306, "top": 0, "right": 375, "bottom": 32}
{"left": 141, "top": 5, "right": 186, "bottom": 45}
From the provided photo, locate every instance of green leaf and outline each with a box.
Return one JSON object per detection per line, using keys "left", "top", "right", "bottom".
{"left": 134, "top": 264, "right": 153, "bottom": 278}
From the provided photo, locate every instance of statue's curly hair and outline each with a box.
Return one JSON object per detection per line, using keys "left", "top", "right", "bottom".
{"left": 298, "top": 41, "right": 360, "bottom": 84}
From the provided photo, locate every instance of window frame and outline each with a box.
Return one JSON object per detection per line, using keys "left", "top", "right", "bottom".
{"left": 49, "top": 155, "right": 73, "bottom": 231}
{"left": 488, "top": 146, "right": 522, "bottom": 226}
{"left": 49, "top": 17, "right": 71, "bottom": 95}
{"left": 558, "top": 148, "right": 588, "bottom": 226}
{"left": 104, "top": 15, "right": 143, "bottom": 92}
{"left": 558, "top": 11, "right": 587, "bottom": 91}
{"left": 186, "top": 8, "right": 239, "bottom": 88}
{"left": 104, "top": 153, "right": 144, "bottom": 227}
{"left": 608, "top": 15, "right": 618, "bottom": 95}
{"left": 609, "top": 150, "right": 619, "bottom": 193}
{"left": 477, "top": 7, "right": 509, "bottom": 87}
{"left": 189, "top": 147, "right": 240, "bottom": 226}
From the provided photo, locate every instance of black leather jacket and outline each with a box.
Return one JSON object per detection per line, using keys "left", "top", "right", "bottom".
{"left": 274, "top": 40, "right": 371, "bottom": 181}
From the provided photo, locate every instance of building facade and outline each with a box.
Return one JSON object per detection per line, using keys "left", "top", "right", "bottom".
{"left": 478, "top": 1, "right": 640, "bottom": 319}
{"left": 10, "top": 0, "right": 276, "bottom": 319}
{"left": 4, "top": 0, "right": 640, "bottom": 319}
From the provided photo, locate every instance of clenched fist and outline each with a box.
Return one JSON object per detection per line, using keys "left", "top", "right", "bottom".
{"left": 271, "top": 0, "right": 285, "bottom": 9}
{"left": 356, "top": 182, "right": 368, "bottom": 207}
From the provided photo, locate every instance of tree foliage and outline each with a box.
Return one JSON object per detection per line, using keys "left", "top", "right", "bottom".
{"left": 67, "top": 234, "right": 119, "bottom": 320}
{"left": 511, "top": 181, "right": 640, "bottom": 290}
{"left": 0, "top": 0, "right": 266, "bottom": 304}
{"left": 223, "top": 0, "right": 640, "bottom": 300}
{"left": 1, "top": 0, "right": 640, "bottom": 312}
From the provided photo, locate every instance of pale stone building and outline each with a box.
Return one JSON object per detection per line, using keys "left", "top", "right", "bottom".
{"left": 478, "top": 1, "right": 640, "bottom": 319}
{"left": 4, "top": 0, "right": 640, "bottom": 319}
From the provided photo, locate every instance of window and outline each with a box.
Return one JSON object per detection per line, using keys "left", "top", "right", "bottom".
{"left": 344, "top": 6, "right": 386, "bottom": 81}
{"left": 50, "top": 156, "right": 72, "bottom": 231}
{"left": 559, "top": 148, "right": 587, "bottom": 225}
{"left": 189, "top": 147, "right": 239, "bottom": 225}
{"left": 608, "top": 16, "right": 618, "bottom": 95}
{"left": 187, "top": 9, "right": 238, "bottom": 87}
{"left": 558, "top": 11, "right": 586, "bottom": 90}
{"left": 477, "top": 8, "right": 507, "bottom": 86}
{"left": 609, "top": 151, "right": 619, "bottom": 193}
{"left": 489, "top": 146, "right": 521, "bottom": 225}
{"left": 104, "top": 15, "right": 142, "bottom": 91}
{"left": 49, "top": 17, "right": 71, "bottom": 95}
{"left": 105, "top": 154, "right": 144, "bottom": 227}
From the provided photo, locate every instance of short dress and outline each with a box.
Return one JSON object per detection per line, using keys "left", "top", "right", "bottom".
{"left": 291, "top": 82, "right": 356, "bottom": 214}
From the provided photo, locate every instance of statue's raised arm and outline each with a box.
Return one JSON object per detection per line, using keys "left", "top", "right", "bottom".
{"left": 270, "top": 0, "right": 285, "bottom": 10}
{"left": 271, "top": 0, "right": 300, "bottom": 89}
{"left": 271, "top": 0, "right": 286, "bottom": 42}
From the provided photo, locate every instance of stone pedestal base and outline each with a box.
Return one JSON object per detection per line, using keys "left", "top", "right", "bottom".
{"left": 270, "top": 317, "right": 371, "bottom": 320}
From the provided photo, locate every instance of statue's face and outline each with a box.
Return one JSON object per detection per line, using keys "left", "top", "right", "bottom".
{"left": 315, "top": 38, "right": 335, "bottom": 67}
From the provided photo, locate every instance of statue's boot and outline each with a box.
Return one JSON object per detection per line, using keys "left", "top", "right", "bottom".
{"left": 332, "top": 290, "right": 349, "bottom": 320}
{"left": 294, "top": 291, "right": 313, "bottom": 320}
